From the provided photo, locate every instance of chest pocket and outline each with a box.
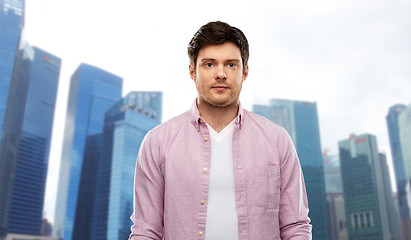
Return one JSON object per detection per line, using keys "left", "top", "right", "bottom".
{"left": 251, "top": 163, "right": 281, "bottom": 210}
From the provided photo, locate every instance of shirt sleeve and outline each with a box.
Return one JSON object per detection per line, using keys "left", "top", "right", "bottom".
{"left": 279, "top": 130, "right": 312, "bottom": 240}
{"left": 129, "top": 131, "right": 164, "bottom": 240}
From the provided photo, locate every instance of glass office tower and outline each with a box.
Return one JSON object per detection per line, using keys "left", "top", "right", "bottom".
{"left": 323, "top": 154, "right": 347, "bottom": 240}
{"left": 253, "top": 99, "right": 330, "bottom": 240}
{"left": 0, "top": 0, "right": 24, "bottom": 140}
{"left": 386, "top": 104, "right": 411, "bottom": 239}
{"left": 379, "top": 153, "right": 402, "bottom": 240}
{"left": 386, "top": 104, "right": 409, "bottom": 219}
{"left": 0, "top": 39, "right": 61, "bottom": 237}
{"left": 399, "top": 104, "right": 411, "bottom": 183}
{"left": 53, "top": 64, "right": 122, "bottom": 240}
{"left": 0, "top": 3, "right": 25, "bottom": 231}
{"left": 90, "top": 91, "right": 162, "bottom": 240}
{"left": 339, "top": 134, "right": 400, "bottom": 240}
{"left": 398, "top": 103, "right": 411, "bottom": 239}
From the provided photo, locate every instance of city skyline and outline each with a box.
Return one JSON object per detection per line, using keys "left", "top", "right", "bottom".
{"left": 21, "top": 0, "right": 411, "bottom": 224}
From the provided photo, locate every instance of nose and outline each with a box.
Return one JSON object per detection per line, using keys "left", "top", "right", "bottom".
{"left": 215, "top": 65, "right": 227, "bottom": 80}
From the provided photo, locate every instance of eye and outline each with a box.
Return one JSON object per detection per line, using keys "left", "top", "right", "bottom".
{"left": 227, "top": 63, "right": 237, "bottom": 68}
{"left": 205, "top": 62, "right": 213, "bottom": 67}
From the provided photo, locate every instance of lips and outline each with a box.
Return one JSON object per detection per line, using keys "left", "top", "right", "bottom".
{"left": 211, "top": 85, "right": 229, "bottom": 91}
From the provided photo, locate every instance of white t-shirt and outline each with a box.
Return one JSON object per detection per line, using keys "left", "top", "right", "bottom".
{"left": 205, "top": 120, "right": 239, "bottom": 240}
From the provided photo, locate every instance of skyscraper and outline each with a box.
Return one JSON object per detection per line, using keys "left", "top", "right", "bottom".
{"left": 53, "top": 64, "right": 123, "bottom": 240}
{"left": 386, "top": 104, "right": 411, "bottom": 239}
{"left": 91, "top": 91, "right": 162, "bottom": 240}
{"left": 398, "top": 103, "right": 411, "bottom": 183}
{"left": 0, "top": 0, "right": 24, "bottom": 140}
{"left": 253, "top": 99, "right": 330, "bottom": 240}
{"left": 0, "top": 38, "right": 61, "bottom": 237}
{"left": 386, "top": 104, "right": 410, "bottom": 218}
{"left": 0, "top": 3, "right": 25, "bottom": 232}
{"left": 398, "top": 103, "right": 411, "bottom": 239}
{"left": 379, "top": 153, "right": 402, "bottom": 240}
{"left": 339, "top": 134, "right": 400, "bottom": 240}
{"left": 323, "top": 154, "right": 347, "bottom": 240}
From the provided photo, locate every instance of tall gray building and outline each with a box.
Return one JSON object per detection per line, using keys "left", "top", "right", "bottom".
{"left": 339, "top": 134, "right": 401, "bottom": 240}
{"left": 397, "top": 103, "right": 411, "bottom": 239}
{"left": 323, "top": 154, "right": 347, "bottom": 240}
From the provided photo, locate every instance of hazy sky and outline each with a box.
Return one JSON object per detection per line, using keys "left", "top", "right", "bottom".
{"left": 24, "top": 0, "right": 411, "bottom": 223}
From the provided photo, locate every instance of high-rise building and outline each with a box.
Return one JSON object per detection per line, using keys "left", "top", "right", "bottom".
{"left": 398, "top": 103, "right": 411, "bottom": 239}
{"left": 339, "top": 134, "right": 401, "bottom": 240}
{"left": 53, "top": 64, "right": 123, "bottom": 240}
{"left": 0, "top": 0, "right": 24, "bottom": 140}
{"left": 323, "top": 154, "right": 347, "bottom": 240}
{"left": 379, "top": 153, "right": 402, "bottom": 240}
{"left": 0, "top": 39, "right": 61, "bottom": 237}
{"left": 386, "top": 104, "right": 410, "bottom": 220}
{"left": 91, "top": 91, "right": 162, "bottom": 240}
{"left": 399, "top": 103, "right": 411, "bottom": 182}
{"left": 0, "top": 3, "right": 25, "bottom": 224}
{"left": 253, "top": 99, "right": 330, "bottom": 240}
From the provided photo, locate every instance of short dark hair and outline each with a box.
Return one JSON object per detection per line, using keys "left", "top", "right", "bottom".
{"left": 188, "top": 21, "right": 249, "bottom": 72}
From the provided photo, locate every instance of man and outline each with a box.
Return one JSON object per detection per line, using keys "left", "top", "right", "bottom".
{"left": 129, "top": 21, "right": 312, "bottom": 240}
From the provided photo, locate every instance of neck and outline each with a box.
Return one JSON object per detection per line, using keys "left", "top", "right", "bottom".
{"left": 197, "top": 99, "right": 239, "bottom": 133}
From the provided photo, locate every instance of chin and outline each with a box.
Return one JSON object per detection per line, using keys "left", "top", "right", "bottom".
{"left": 210, "top": 100, "right": 236, "bottom": 108}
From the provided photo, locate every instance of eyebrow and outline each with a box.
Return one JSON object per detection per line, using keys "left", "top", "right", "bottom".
{"left": 199, "top": 58, "right": 241, "bottom": 63}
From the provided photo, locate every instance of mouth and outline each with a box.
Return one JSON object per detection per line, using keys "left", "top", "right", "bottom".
{"left": 211, "top": 85, "right": 229, "bottom": 91}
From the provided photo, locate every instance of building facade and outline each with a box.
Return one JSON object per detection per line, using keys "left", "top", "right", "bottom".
{"left": 339, "top": 134, "right": 401, "bottom": 240}
{"left": 253, "top": 99, "right": 330, "bottom": 240}
{"left": 53, "top": 64, "right": 123, "bottom": 240}
{"left": 397, "top": 103, "right": 411, "bottom": 239}
{"left": 323, "top": 154, "right": 348, "bottom": 240}
{"left": 0, "top": 0, "right": 24, "bottom": 140}
{"left": 0, "top": 1, "right": 25, "bottom": 235}
{"left": 386, "top": 104, "right": 410, "bottom": 221}
{"left": 91, "top": 91, "right": 162, "bottom": 240}
{"left": 379, "top": 153, "right": 402, "bottom": 240}
{"left": 0, "top": 39, "right": 61, "bottom": 237}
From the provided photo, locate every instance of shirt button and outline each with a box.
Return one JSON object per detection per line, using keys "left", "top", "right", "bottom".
{"left": 204, "top": 136, "right": 208, "bottom": 142}
{"left": 200, "top": 200, "right": 205, "bottom": 205}
{"left": 203, "top": 167, "right": 208, "bottom": 172}
{"left": 198, "top": 231, "right": 203, "bottom": 236}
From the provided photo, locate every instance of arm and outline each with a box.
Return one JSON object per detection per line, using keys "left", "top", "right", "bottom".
{"left": 129, "top": 132, "right": 164, "bottom": 240}
{"left": 279, "top": 131, "right": 312, "bottom": 240}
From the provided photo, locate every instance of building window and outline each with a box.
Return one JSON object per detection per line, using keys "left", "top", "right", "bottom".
{"left": 352, "top": 212, "right": 373, "bottom": 229}
{"left": 353, "top": 214, "right": 359, "bottom": 229}
{"left": 359, "top": 213, "right": 367, "bottom": 228}
{"left": 366, "top": 212, "right": 373, "bottom": 227}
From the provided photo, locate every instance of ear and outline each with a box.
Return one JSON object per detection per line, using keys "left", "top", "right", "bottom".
{"left": 242, "top": 65, "right": 249, "bottom": 83}
{"left": 189, "top": 64, "right": 196, "bottom": 82}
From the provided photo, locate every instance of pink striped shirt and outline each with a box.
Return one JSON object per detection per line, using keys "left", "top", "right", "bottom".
{"left": 129, "top": 101, "right": 312, "bottom": 240}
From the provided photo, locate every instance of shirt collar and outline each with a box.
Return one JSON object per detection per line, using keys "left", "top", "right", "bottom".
{"left": 190, "top": 99, "right": 244, "bottom": 131}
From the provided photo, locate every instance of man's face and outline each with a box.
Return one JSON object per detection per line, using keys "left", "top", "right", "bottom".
{"left": 190, "top": 42, "right": 249, "bottom": 109}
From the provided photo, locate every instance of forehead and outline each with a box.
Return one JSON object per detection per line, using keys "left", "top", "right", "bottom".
{"left": 197, "top": 42, "right": 242, "bottom": 62}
